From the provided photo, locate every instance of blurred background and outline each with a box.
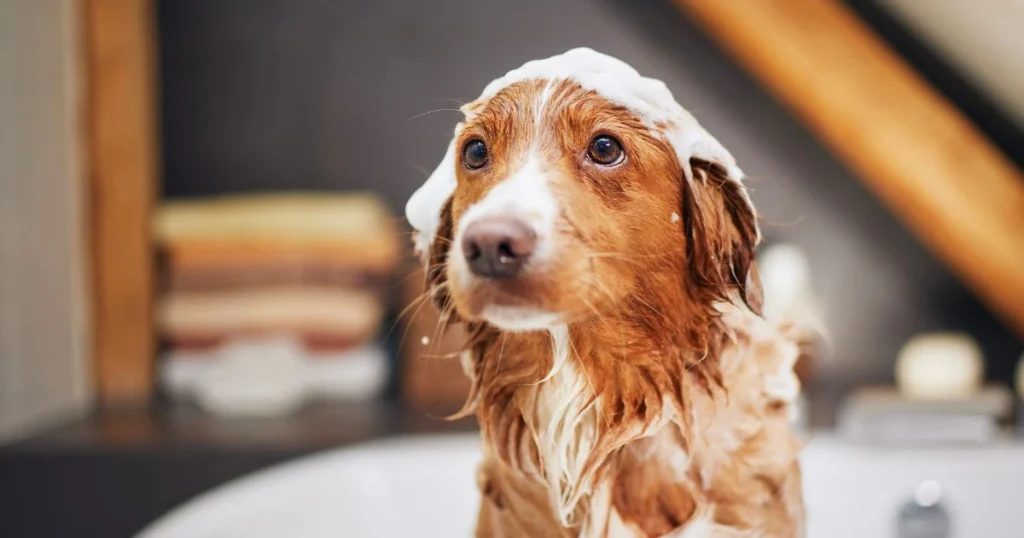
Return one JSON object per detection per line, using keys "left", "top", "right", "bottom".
{"left": 1, "top": 0, "right": 1022, "bottom": 536}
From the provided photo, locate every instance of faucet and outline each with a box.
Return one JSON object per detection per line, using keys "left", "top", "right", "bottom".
{"left": 896, "top": 480, "right": 951, "bottom": 538}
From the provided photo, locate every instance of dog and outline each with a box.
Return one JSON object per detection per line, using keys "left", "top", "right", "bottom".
{"left": 406, "top": 48, "right": 805, "bottom": 537}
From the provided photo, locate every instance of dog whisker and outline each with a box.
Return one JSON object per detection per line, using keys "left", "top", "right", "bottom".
{"left": 494, "top": 332, "right": 509, "bottom": 376}
{"left": 436, "top": 97, "right": 467, "bottom": 106}
{"left": 629, "top": 293, "right": 671, "bottom": 324}
{"left": 394, "top": 287, "right": 440, "bottom": 357}
{"left": 389, "top": 266, "right": 429, "bottom": 292}
{"left": 406, "top": 108, "right": 462, "bottom": 121}
{"left": 386, "top": 288, "right": 431, "bottom": 338}
{"left": 574, "top": 291, "right": 602, "bottom": 321}
{"left": 584, "top": 251, "right": 668, "bottom": 262}
{"left": 585, "top": 276, "right": 619, "bottom": 312}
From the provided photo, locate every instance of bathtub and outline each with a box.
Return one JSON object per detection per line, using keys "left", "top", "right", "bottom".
{"left": 138, "top": 433, "right": 1024, "bottom": 537}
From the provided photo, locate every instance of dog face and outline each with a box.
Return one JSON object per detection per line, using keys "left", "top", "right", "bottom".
{"left": 407, "top": 49, "right": 761, "bottom": 333}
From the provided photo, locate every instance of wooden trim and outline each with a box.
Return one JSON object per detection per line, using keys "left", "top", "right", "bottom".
{"left": 82, "top": 0, "right": 158, "bottom": 403}
{"left": 674, "top": 0, "right": 1024, "bottom": 336}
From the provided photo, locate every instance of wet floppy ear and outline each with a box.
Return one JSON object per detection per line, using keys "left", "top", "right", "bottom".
{"left": 427, "top": 197, "right": 457, "bottom": 315}
{"left": 406, "top": 124, "right": 463, "bottom": 319}
{"left": 680, "top": 158, "right": 763, "bottom": 315}
{"left": 405, "top": 124, "right": 463, "bottom": 261}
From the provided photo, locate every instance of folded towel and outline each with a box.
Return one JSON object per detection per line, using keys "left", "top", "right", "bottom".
{"left": 156, "top": 193, "right": 397, "bottom": 244}
{"left": 163, "top": 259, "right": 388, "bottom": 292}
{"left": 164, "top": 241, "right": 399, "bottom": 276}
{"left": 157, "top": 286, "right": 383, "bottom": 342}
{"left": 162, "top": 338, "right": 390, "bottom": 404}
{"left": 156, "top": 193, "right": 401, "bottom": 274}
{"left": 164, "top": 333, "right": 364, "bottom": 352}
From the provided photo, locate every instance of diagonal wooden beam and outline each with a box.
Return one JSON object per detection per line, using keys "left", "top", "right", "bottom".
{"left": 673, "top": 0, "right": 1024, "bottom": 337}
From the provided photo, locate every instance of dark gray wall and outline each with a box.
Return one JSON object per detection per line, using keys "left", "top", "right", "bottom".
{"left": 157, "top": 0, "right": 1021, "bottom": 392}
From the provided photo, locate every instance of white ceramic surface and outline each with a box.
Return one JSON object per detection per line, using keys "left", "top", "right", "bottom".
{"left": 138, "top": 433, "right": 1024, "bottom": 538}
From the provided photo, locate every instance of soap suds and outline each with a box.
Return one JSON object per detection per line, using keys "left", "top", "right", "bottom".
{"left": 405, "top": 48, "right": 754, "bottom": 256}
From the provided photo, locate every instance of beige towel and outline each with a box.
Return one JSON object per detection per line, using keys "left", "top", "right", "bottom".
{"left": 157, "top": 286, "right": 383, "bottom": 342}
{"left": 155, "top": 193, "right": 397, "bottom": 244}
{"left": 164, "top": 259, "right": 387, "bottom": 292}
{"left": 155, "top": 193, "right": 402, "bottom": 274}
{"left": 163, "top": 242, "right": 399, "bottom": 276}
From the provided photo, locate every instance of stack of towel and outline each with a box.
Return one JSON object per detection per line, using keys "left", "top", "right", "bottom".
{"left": 155, "top": 193, "right": 400, "bottom": 415}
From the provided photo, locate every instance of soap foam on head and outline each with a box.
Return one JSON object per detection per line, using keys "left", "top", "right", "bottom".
{"left": 405, "top": 47, "right": 750, "bottom": 257}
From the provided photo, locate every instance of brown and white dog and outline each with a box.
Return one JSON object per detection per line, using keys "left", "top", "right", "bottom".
{"left": 406, "top": 49, "right": 805, "bottom": 537}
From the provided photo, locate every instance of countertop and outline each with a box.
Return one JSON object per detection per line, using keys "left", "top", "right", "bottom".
{"left": 0, "top": 401, "right": 475, "bottom": 538}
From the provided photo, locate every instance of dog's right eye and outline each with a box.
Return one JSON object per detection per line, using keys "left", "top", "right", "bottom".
{"left": 462, "top": 139, "right": 489, "bottom": 170}
{"left": 587, "top": 135, "right": 625, "bottom": 166}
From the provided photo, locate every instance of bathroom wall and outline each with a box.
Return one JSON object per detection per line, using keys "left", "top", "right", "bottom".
{"left": 0, "top": 0, "right": 91, "bottom": 443}
{"left": 157, "top": 0, "right": 1022, "bottom": 393}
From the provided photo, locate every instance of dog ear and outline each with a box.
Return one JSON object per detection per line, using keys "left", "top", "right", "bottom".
{"left": 406, "top": 126, "right": 463, "bottom": 261}
{"left": 426, "top": 197, "right": 458, "bottom": 317}
{"left": 681, "top": 158, "right": 763, "bottom": 316}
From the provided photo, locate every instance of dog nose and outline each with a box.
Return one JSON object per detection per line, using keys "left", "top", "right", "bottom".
{"left": 461, "top": 217, "right": 536, "bottom": 279}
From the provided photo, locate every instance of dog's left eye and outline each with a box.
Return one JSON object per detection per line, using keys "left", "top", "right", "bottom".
{"left": 587, "top": 135, "right": 624, "bottom": 166}
{"left": 462, "top": 139, "right": 489, "bottom": 170}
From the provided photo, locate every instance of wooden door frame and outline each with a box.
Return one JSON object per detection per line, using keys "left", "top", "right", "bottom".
{"left": 82, "top": 0, "right": 158, "bottom": 404}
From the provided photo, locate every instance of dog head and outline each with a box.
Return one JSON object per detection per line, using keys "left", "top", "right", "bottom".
{"left": 406, "top": 48, "right": 761, "bottom": 333}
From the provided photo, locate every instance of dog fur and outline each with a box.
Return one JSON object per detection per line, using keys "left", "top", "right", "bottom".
{"left": 406, "top": 49, "right": 805, "bottom": 537}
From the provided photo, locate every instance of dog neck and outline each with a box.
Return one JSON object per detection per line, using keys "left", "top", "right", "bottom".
{"left": 462, "top": 284, "right": 803, "bottom": 535}
{"left": 462, "top": 285, "right": 727, "bottom": 516}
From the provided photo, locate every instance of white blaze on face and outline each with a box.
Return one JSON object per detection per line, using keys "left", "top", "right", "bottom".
{"left": 455, "top": 156, "right": 559, "bottom": 261}
{"left": 451, "top": 151, "right": 563, "bottom": 331}
{"left": 439, "top": 80, "right": 565, "bottom": 332}
{"left": 455, "top": 81, "right": 559, "bottom": 264}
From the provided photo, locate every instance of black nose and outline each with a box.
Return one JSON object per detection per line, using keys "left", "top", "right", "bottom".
{"left": 461, "top": 217, "right": 536, "bottom": 279}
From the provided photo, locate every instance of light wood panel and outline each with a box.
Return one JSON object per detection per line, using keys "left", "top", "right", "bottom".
{"left": 674, "top": 0, "right": 1024, "bottom": 337}
{"left": 82, "top": 0, "right": 158, "bottom": 402}
{"left": 0, "top": 0, "right": 91, "bottom": 443}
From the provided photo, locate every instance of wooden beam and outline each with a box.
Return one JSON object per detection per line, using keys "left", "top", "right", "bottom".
{"left": 82, "top": 0, "right": 158, "bottom": 403}
{"left": 674, "top": 0, "right": 1024, "bottom": 337}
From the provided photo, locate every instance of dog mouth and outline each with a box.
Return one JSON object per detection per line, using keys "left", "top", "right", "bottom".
{"left": 479, "top": 304, "right": 564, "bottom": 332}
{"left": 450, "top": 265, "right": 618, "bottom": 332}
{"left": 455, "top": 279, "right": 563, "bottom": 331}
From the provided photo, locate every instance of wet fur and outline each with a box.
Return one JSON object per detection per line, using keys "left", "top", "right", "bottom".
{"left": 423, "top": 80, "right": 803, "bottom": 537}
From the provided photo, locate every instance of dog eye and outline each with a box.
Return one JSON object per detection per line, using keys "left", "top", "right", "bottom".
{"left": 462, "top": 139, "right": 489, "bottom": 170}
{"left": 587, "top": 135, "right": 624, "bottom": 166}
